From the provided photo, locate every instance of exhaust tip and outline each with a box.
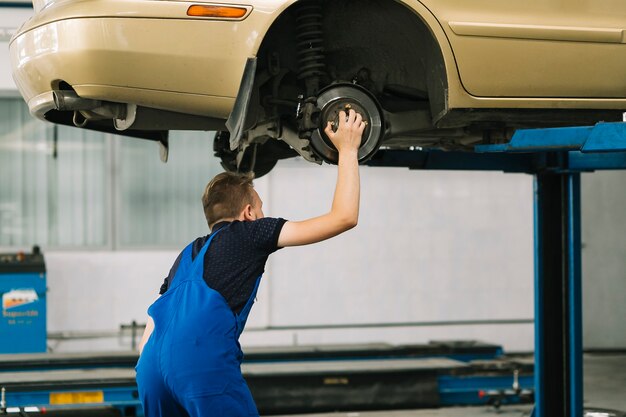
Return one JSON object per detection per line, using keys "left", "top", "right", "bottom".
{"left": 52, "top": 90, "right": 101, "bottom": 112}
{"left": 51, "top": 90, "right": 63, "bottom": 110}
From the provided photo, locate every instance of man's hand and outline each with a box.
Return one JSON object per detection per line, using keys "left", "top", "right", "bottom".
{"left": 277, "top": 109, "right": 364, "bottom": 247}
{"left": 324, "top": 109, "right": 366, "bottom": 155}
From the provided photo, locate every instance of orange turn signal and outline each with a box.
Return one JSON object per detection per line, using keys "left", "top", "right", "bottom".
{"left": 187, "top": 5, "right": 248, "bottom": 19}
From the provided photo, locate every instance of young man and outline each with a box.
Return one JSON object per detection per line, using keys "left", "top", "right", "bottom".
{"left": 135, "top": 109, "right": 366, "bottom": 417}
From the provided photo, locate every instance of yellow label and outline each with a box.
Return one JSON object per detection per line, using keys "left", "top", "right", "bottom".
{"left": 323, "top": 377, "right": 349, "bottom": 385}
{"left": 50, "top": 391, "right": 104, "bottom": 405}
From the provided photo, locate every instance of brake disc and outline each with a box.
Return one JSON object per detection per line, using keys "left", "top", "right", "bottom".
{"left": 310, "top": 83, "right": 384, "bottom": 164}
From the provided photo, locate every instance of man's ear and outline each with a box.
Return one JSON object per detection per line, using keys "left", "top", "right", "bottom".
{"left": 241, "top": 204, "right": 255, "bottom": 221}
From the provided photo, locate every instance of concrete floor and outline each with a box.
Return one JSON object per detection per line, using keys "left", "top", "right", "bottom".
{"left": 275, "top": 353, "right": 625, "bottom": 417}
{"left": 276, "top": 406, "right": 534, "bottom": 417}
{"left": 583, "top": 353, "right": 626, "bottom": 411}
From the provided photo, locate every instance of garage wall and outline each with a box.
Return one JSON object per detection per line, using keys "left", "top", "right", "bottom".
{"left": 17, "top": 163, "right": 539, "bottom": 353}
{"left": 43, "top": 250, "right": 177, "bottom": 352}
{"left": 581, "top": 172, "right": 626, "bottom": 349}
{"left": 37, "top": 167, "right": 626, "bottom": 353}
{"left": 246, "top": 162, "right": 535, "bottom": 351}
{"left": 0, "top": 7, "right": 31, "bottom": 94}
{"left": 39, "top": 163, "right": 537, "bottom": 353}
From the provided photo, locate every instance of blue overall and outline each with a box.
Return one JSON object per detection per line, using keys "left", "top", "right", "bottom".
{"left": 136, "top": 228, "right": 261, "bottom": 417}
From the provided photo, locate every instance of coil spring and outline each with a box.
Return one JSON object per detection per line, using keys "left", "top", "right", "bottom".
{"left": 296, "top": 1, "right": 326, "bottom": 87}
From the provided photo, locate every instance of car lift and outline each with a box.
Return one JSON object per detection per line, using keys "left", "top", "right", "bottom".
{"left": 366, "top": 121, "right": 626, "bottom": 417}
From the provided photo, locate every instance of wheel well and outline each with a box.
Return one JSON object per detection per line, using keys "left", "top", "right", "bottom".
{"left": 256, "top": 0, "right": 449, "bottom": 120}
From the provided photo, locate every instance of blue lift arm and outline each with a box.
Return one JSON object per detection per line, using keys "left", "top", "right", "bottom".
{"left": 475, "top": 122, "right": 626, "bottom": 154}
{"left": 367, "top": 122, "right": 626, "bottom": 173}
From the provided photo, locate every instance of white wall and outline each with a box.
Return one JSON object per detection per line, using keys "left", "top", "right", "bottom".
{"left": 37, "top": 166, "right": 626, "bottom": 354}
{"left": 43, "top": 250, "right": 178, "bottom": 351}
{"left": 247, "top": 161, "right": 535, "bottom": 351}
{"left": 39, "top": 167, "right": 626, "bottom": 350}
{"left": 581, "top": 171, "right": 626, "bottom": 349}
{"left": 39, "top": 161, "right": 536, "bottom": 353}
{"left": 0, "top": 7, "right": 32, "bottom": 94}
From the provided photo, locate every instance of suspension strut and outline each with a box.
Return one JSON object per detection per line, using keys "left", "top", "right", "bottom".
{"left": 296, "top": 0, "right": 326, "bottom": 97}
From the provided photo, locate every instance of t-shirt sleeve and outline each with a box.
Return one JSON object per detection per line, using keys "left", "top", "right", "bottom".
{"left": 247, "top": 217, "right": 287, "bottom": 254}
{"left": 159, "top": 277, "right": 169, "bottom": 295}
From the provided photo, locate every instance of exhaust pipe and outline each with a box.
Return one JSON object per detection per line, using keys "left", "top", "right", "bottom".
{"left": 52, "top": 90, "right": 127, "bottom": 124}
{"left": 52, "top": 90, "right": 101, "bottom": 111}
{"left": 52, "top": 90, "right": 225, "bottom": 132}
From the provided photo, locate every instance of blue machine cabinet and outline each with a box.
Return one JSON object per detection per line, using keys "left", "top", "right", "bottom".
{"left": 0, "top": 247, "right": 47, "bottom": 354}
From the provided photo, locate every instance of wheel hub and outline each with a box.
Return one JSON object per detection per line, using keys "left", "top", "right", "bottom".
{"left": 310, "top": 84, "right": 384, "bottom": 164}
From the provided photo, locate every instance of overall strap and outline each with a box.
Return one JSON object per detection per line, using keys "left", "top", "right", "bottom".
{"left": 169, "top": 224, "right": 230, "bottom": 289}
{"left": 188, "top": 224, "right": 231, "bottom": 275}
{"left": 166, "top": 242, "right": 195, "bottom": 290}
{"left": 235, "top": 275, "right": 262, "bottom": 337}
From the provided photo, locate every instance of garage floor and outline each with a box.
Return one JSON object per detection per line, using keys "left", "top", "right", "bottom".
{"left": 275, "top": 353, "right": 626, "bottom": 417}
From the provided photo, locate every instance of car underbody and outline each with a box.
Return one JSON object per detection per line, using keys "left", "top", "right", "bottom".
{"left": 213, "top": 0, "right": 623, "bottom": 176}
{"left": 18, "top": 0, "right": 626, "bottom": 177}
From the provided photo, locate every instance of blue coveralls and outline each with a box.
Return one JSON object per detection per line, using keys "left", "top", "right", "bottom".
{"left": 136, "top": 228, "right": 261, "bottom": 417}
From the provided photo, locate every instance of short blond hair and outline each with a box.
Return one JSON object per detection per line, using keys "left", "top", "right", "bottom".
{"left": 202, "top": 172, "right": 255, "bottom": 228}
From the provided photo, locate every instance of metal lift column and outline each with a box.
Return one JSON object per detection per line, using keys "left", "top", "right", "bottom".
{"left": 473, "top": 122, "right": 626, "bottom": 417}
{"left": 534, "top": 163, "right": 582, "bottom": 417}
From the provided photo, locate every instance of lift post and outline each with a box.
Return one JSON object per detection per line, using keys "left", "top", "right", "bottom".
{"left": 534, "top": 170, "right": 582, "bottom": 417}
{"left": 366, "top": 121, "right": 626, "bottom": 417}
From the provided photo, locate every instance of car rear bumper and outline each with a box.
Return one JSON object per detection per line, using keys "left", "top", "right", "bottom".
{"left": 9, "top": 0, "right": 276, "bottom": 119}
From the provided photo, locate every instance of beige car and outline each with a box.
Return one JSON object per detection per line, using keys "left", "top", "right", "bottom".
{"left": 10, "top": 0, "right": 626, "bottom": 176}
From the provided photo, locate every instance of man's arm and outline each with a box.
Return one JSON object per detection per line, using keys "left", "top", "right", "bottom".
{"left": 278, "top": 109, "right": 365, "bottom": 247}
{"left": 138, "top": 316, "right": 154, "bottom": 355}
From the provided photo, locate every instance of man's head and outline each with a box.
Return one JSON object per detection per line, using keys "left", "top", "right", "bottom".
{"left": 202, "top": 172, "right": 264, "bottom": 229}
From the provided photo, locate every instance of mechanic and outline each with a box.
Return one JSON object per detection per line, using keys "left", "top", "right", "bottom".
{"left": 135, "top": 109, "right": 366, "bottom": 417}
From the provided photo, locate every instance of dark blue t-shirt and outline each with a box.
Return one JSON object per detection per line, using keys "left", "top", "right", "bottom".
{"left": 160, "top": 217, "right": 287, "bottom": 314}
